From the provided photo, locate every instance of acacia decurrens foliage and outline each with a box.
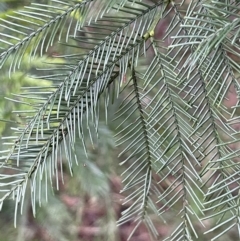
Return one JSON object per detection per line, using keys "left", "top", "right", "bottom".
{"left": 0, "top": 0, "right": 240, "bottom": 240}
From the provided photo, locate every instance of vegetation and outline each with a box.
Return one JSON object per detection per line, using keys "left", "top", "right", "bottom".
{"left": 0, "top": 0, "right": 240, "bottom": 240}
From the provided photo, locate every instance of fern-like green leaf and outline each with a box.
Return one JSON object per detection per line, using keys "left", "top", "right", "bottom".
{"left": 1, "top": 0, "right": 240, "bottom": 240}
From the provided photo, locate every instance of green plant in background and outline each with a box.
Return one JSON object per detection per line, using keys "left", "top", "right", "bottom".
{"left": 0, "top": 0, "right": 240, "bottom": 241}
